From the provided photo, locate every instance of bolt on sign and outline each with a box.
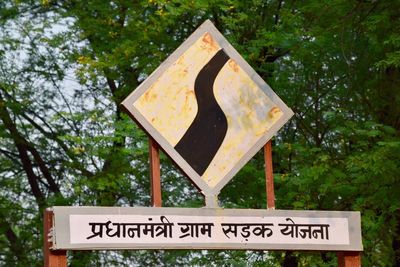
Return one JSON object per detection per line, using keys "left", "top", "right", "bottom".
{"left": 122, "top": 20, "right": 293, "bottom": 203}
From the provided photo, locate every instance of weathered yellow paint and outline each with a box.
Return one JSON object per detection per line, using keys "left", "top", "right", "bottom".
{"left": 202, "top": 59, "right": 283, "bottom": 187}
{"left": 133, "top": 33, "right": 220, "bottom": 146}
{"left": 134, "top": 32, "right": 283, "bottom": 188}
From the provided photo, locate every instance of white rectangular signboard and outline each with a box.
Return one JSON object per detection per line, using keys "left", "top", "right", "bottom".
{"left": 51, "top": 207, "right": 362, "bottom": 251}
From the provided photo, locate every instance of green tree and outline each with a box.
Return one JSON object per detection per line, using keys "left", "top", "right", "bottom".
{"left": 0, "top": 0, "right": 399, "bottom": 266}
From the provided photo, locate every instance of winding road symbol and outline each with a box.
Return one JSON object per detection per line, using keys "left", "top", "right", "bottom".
{"left": 175, "top": 49, "right": 229, "bottom": 176}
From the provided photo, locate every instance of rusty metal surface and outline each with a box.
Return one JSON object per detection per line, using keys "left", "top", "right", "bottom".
{"left": 44, "top": 209, "right": 67, "bottom": 267}
{"left": 149, "top": 138, "right": 162, "bottom": 207}
{"left": 265, "top": 141, "right": 275, "bottom": 209}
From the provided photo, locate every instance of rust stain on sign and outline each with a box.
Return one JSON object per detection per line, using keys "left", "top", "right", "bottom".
{"left": 228, "top": 59, "right": 239, "bottom": 73}
{"left": 201, "top": 33, "right": 219, "bottom": 51}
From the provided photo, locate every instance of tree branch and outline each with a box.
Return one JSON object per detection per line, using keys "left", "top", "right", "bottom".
{"left": 0, "top": 92, "right": 55, "bottom": 206}
{"left": 1, "top": 89, "right": 94, "bottom": 178}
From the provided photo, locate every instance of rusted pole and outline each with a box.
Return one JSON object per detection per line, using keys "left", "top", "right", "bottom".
{"left": 149, "top": 137, "right": 162, "bottom": 207}
{"left": 264, "top": 140, "right": 275, "bottom": 209}
{"left": 44, "top": 209, "right": 67, "bottom": 267}
{"left": 337, "top": 251, "right": 361, "bottom": 267}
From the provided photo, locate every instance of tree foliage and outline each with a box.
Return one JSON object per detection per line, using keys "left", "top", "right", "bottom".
{"left": 0, "top": 0, "right": 399, "bottom": 266}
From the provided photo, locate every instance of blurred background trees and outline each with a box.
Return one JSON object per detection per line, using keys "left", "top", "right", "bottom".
{"left": 0, "top": 0, "right": 399, "bottom": 266}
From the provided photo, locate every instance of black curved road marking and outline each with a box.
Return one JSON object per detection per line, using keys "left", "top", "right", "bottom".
{"left": 175, "top": 49, "right": 229, "bottom": 176}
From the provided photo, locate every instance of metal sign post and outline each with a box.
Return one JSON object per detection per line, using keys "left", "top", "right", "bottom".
{"left": 44, "top": 209, "right": 66, "bottom": 267}
{"left": 338, "top": 251, "right": 361, "bottom": 266}
{"left": 265, "top": 140, "right": 275, "bottom": 210}
{"left": 149, "top": 137, "right": 162, "bottom": 207}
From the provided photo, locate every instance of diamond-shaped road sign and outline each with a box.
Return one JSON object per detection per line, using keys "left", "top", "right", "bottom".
{"left": 122, "top": 20, "right": 293, "bottom": 205}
